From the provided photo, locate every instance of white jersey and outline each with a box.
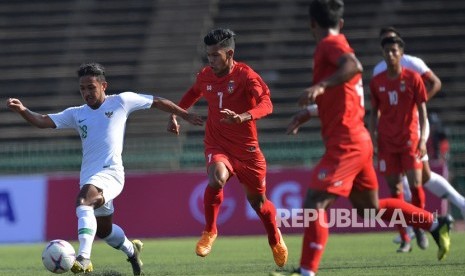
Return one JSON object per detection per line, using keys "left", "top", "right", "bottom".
{"left": 49, "top": 92, "right": 153, "bottom": 183}
{"left": 372, "top": 54, "right": 430, "bottom": 77}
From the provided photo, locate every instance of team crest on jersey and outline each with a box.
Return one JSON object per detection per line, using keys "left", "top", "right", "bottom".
{"left": 379, "top": 86, "right": 385, "bottom": 92}
{"left": 400, "top": 80, "right": 406, "bottom": 92}
{"left": 207, "top": 85, "right": 212, "bottom": 91}
{"left": 227, "top": 80, "right": 235, "bottom": 94}
{"left": 105, "top": 111, "right": 114, "bottom": 118}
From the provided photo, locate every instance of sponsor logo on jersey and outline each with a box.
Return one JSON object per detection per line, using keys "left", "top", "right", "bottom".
{"left": 78, "top": 119, "right": 87, "bottom": 123}
{"left": 379, "top": 86, "right": 385, "bottom": 92}
{"left": 207, "top": 85, "right": 212, "bottom": 91}
{"left": 105, "top": 111, "right": 113, "bottom": 118}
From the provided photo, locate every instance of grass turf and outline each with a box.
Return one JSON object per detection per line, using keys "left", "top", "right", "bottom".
{"left": 0, "top": 231, "right": 464, "bottom": 275}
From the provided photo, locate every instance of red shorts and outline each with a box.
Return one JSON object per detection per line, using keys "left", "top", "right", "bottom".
{"left": 378, "top": 149, "right": 423, "bottom": 175}
{"left": 205, "top": 147, "right": 266, "bottom": 195}
{"left": 310, "top": 140, "right": 378, "bottom": 197}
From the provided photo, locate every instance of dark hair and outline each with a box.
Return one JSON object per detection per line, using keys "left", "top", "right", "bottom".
{"left": 308, "top": 0, "right": 344, "bottom": 28}
{"left": 379, "top": 26, "right": 401, "bottom": 38}
{"left": 204, "top": 28, "right": 235, "bottom": 49}
{"left": 381, "top": 36, "right": 405, "bottom": 49}
{"left": 77, "top": 63, "right": 106, "bottom": 82}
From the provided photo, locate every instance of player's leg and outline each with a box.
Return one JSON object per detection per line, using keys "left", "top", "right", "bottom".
{"left": 239, "top": 156, "right": 287, "bottom": 267}
{"left": 422, "top": 161, "right": 465, "bottom": 218}
{"left": 97, "top": 216, "right": 143, "bottom": 275}
{"left": 298, "top": 189, "right": 338, "bottom": 276}
{"left": 380, "top": 148, "right": 416, "bottom": 252}
{"left": 95, "top": 205, "right": 143, "bottom": 276}
{"left": 404, "top": 154, "right": 429, "bottom": 249}
{"left": 352, "top": 158, "right": 452, "bottom": 260}
{"left": 298, "top": 144, "right": 363, "bottom": 276}
{"left": 405, "top": 168, "right": 425, "bottom": 209}
{"left": 392, "top": 176, "right": 415, "bottom": 244}
{"left": 196, "top": 151, "right": 232, "bottom": 257}
{"left": 356, "top": 156, "right": 452, "bottom": 260}
{"left": 384, "top": 174, "right": 412, "bottom": 252}
{"left": 71, "top": 184, "right": 102, "bottom": 273}
{"left": 204, "top": 161, "right": 230, "bottom": 233}
{"left": 246, "top": 192, "right": 287, "bottom": 267}
{"left": 378, "top": 197, "right": 453, "bottom": 260}
{"left": 400, "top": 175, "right": 413, "bottom": 202}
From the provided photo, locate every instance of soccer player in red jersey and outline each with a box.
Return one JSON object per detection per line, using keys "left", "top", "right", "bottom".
{"left": 374, "top": 27, "right": 465, "bottom": 247}
{"left": 167, "top": 28, "right": 288, "bottom": 267}
{"left": 272, "top": 1, "right": 452, "bottom": 275}
{"left": 369, "top": 36, "right": 429, "bottom": 253}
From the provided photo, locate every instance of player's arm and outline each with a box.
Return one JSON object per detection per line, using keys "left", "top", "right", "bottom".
{"left": 285, "top": 104, "right": 318, "bottom": 135}
{"left": 417, "top": 101, "right": 428, "bottom": 158}
{"left": 422, "top": 70, "right": 442, "bottom": 101}
{"left": 168, "top": 86, "right": 203, "bottom": 135}
{"left": 6, "top": 98, "right": 56, "bottom": 128}
{"left": 152, "top": 97, "right": 203, "bottom": 130}
{"left": 298, "top": 53, "right": 363, "bottom": 106}
{"left": 221, "top": 77, "right": 272, "bottom": 124}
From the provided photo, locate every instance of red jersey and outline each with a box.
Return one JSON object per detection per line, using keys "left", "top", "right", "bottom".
{"left": 370, "top": 68, "right": 427, "bottom": 150}
{"left": 179, "top": 61, "right": 272, "bottom": 160}
{"left": 313, "top": 34, "right": 369, "bottom": 146}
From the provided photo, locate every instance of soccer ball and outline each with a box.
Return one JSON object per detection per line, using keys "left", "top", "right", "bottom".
{"left": 41, "top": 239, "right": 76, "bottom": 274}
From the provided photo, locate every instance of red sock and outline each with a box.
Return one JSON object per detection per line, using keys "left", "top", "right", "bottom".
{"left": 300, "top": 210, "right": 328, "bottom": 273}
{"left": 394, "top": 193, "right": 410, "bottom": 242}
{"left": 379, "top": 198, "right": 433, "bottom": 229}
{"left": 410, "top": 185, "right": 426, "bottom": 209}
{"left": 255, "top": 199, "right": 279, "bottom": 245}
{"left": 203, "top": 185, "right": 223, "bottom": 234}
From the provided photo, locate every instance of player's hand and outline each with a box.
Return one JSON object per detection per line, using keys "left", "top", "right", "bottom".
{"left": 417, "top": 139, "right": 427, "bottom": 159}
{"left": 6, "top": 98, "right": 26, "bottom": 113}
{"left": 298, "top": 84, "right": 325, "bottom": 107}
{"left": 220, "top": 109, "right": 248, "bottom": 124}
{"left": 167, "top": 114, "right": 180, "bottom": 135}
{"left": 286, "top": 109, "right": 311, "bottom": 135}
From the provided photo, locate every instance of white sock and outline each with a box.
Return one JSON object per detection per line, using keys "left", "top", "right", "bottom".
{"left": 103, "top": 224, "right": 135, "bottom": 257}
{"left": 402, "top": 176, "right": 412, "bottom": 202}
{"left": 425, "top": 172, "right": 465, "bottom": 217}
{"left": 76, "top": 205, "right": 96, "bottom": 259}
{"left": 300, "top": 268, "right": 315, "bottom": 276}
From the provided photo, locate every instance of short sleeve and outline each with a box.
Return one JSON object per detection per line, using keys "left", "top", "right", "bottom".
{"left": 119, "top": 92, "right": 154, "bottom": 114}
{"left": 48, "top": 107, "right": 78, "bottom": 129}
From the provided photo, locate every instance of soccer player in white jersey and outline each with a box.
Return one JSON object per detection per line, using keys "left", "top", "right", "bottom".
{"left": 6, "top": 63, "right": 204, "bottom": 275}
{"left": 373, "top": 27, "right": 465, "bottom": 246}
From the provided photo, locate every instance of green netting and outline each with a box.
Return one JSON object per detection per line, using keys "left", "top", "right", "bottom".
{"left": 0, "top": 134, "right": 326, "bottom": 174}
{"left": 1, "top": 127, "right": 464, "bottom": 178}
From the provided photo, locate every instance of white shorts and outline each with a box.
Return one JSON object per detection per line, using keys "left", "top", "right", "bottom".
{"left": 80, "top": 169, "right": 124, "bottom": 217}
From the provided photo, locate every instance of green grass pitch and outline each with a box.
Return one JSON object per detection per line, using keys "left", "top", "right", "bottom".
{"left": 1, "top": 231, "right": 464, "bottom": 275}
